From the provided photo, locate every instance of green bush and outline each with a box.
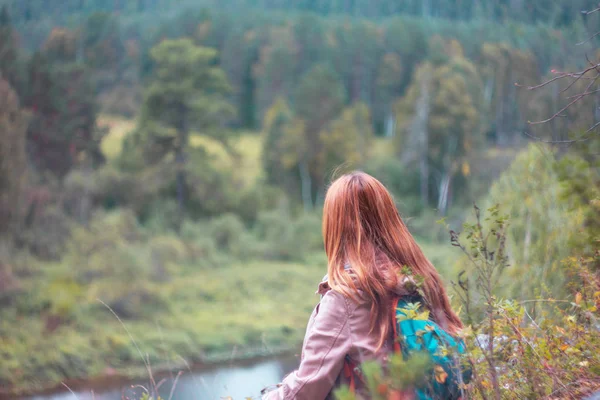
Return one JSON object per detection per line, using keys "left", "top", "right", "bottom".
{"left": 20, "top": 205, "right": 72, "bottom": 261}
{"left": 338, "top": 206, "right": 600, "bottom": 400}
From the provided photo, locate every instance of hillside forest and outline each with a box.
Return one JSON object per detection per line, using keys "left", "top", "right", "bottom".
{"left": 0, "top": 0, "right": 599, "bottom": 399}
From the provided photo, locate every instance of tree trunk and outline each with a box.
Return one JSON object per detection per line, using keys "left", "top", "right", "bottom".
{"left": 411, "top": 74, "right": 432, "bottom": 206}
{"left": 299, "top": 160, "right": 313, "bottom": 212}
{"left": 176, "top": 111, "right": 188, "bottom": 229}
{"left": 523, "top": 212, "right": 532, "bottom": 262}
{"left": 437, "top": 171, "right": 451, "bottom": 216}
{"left": 437, "top": 136, "right": 458, "bottom": 216}
{"left": 422, "top": 0, "right": 431, "bottom": 17}
{"left": 385, "top": 111, "right": 395, "bottom": 138}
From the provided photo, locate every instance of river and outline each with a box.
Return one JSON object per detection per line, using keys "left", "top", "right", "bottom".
{"left": 26, "top": 355, "right": 299, "bottom": 400}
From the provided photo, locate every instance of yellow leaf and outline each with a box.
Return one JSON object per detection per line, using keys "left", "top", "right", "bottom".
{"left": 461, "top": 161, "right": 471, "bottom": 177}
{"left": 576, "top": 292, "right": 582, "bottom": 305}
{"left": 434, "top": 365, "right": 448, "bottom": 384}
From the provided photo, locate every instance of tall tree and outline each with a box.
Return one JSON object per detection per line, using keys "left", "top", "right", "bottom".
{"left": 138, "top": 38, "right": 235, "bottom": 217}
{"left": 320, "top": 102, "right": 374, "bottom": 174}
{"left": 0, "top": 5, "right": 19, "bottom": 89}
{"left": 480, "top": 43, "right": 540, "bottom": 145}
{"left": 0, "top": 78, "right": 28, "bottom": 238}
{"left": 294, "top": 63, "right": 346, "bottom": 207}
{"left": 252, "top": 25, "right": 298, "bottom": 123}
{"left": 395, "top": 49, "right": 482, "bottom": 214}
{"left": 24, "top": 33, "right": 103, "bottom": 178}
{"left": 262, "top": 97, "right": 298, "bottom": 198}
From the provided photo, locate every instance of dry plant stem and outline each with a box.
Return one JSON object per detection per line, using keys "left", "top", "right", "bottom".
{"left": 476, "top": 206, "right": 501, "bottom": 400}
{"left": 501, "top": 311, "right": 551, "bottom": 398}
{"left": 466, "top": 356, "right": 489, "bottom": 400}
{"left": 168, "top": 371, "right": 184, "bottom": 400}
{"left": 97, "top": 298, "right": 159, "bottom": 397}
{"left": 60, "top": 382, "right": 80, "bottom": 400}
{"left": 453, "top": 206, "right": 506, "bottom": 400}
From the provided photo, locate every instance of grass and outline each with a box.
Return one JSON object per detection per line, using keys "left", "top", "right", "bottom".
{"left": 190, "top": 133, "right": 264, "bottom": 186}
{"left": 0, "top": 258, "right": 325, "bottom": 395}
{"left": 99, "top": 114, "right": 264, "bottom": 187}
{"left": 98, "top": 114, "right": 136, "bottom": 159}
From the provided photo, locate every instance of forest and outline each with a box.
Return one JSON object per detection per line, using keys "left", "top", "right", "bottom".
{"left": 0, "top": 0, "right": 599, "bottom": 399}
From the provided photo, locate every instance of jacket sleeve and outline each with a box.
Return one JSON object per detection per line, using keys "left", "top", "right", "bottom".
{"left": 263, "top": 291, "right": 352, "bottom": 400}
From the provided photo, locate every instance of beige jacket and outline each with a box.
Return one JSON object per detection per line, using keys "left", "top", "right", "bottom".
{"left": 263, "top": 276, "right": 415, "bottom": 400}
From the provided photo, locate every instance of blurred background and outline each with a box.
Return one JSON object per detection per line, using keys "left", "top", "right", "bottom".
{"left": 0, "top": 1, "right": 599, "bottom": 399}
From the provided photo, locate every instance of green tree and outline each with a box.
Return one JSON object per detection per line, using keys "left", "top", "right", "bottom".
{"left": 253, "top": 25, "right": 298, "bottom": 123}
{"left": 479, "top": 43, "right": 540, "bottom": 145}
{"left": 262, "top": 97, "right": 297, "bottom": 199}
{"left": 483, "top": 144, "right": 582, "bottom": 299}
{"left": 0, "top": 5, "right": 20, "bottom": 89}
{"left": 320, "top": 102, "right": 374, "bottom": 175}
{"left": 293, "top": 63, "right": 346, "bottom": 208}
{"left": 395, "top": 47, "right": 482, "bottom": 214}
{"left": 22, "top": 26, "right": 103, "bottom": 178}
{"left": 137, "top": 38, "right": 235, "bottom": 217}
{"left": 83, "top": 12, "right": 125, "bottom": 72}
{"left": 0, "top": 78, "right": 28, "bottom": 238}
{"left": 373, "top": 52, "right": 403, "bottom": 135}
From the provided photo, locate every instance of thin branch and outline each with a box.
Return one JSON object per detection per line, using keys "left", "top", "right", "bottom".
{"left": 528, "top": 72, "right": 600, "bottom": 126}
{"left": 518, "top": 299, "right": 573, "bottom": 305}
{"left": 523, "top": 122, "right": 600, "bottom": 144}
{"left": 582, "top": 6, "right": 600, "bottom": 15}
{"left": 566, "top": 88, "right": 600, "bottom": 99}
{"left": 524, "top": 63, "right": 600, "bottom": 91}
{"left": 576, "top": 31, "right": 600, "bottom": 46}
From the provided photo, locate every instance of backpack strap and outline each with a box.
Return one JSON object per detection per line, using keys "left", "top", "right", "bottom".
{"left": 343, "top": 356, "right": 357, "bottom": 392}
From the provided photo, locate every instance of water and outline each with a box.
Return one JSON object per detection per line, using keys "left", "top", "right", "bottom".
{"left": 27, "top": 356, "right": 299, "bottom": 400}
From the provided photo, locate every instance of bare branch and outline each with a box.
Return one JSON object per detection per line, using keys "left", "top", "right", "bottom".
{"left": 576, "top": 31, "right": 600, "bottom": 46}
{"left": 528, "top": 72, "right": 600, "bottom": 125}
{"left": 582, "top": 6, "right": 600, "bottom": 15}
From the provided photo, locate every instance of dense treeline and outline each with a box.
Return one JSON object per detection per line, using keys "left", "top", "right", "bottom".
{"left": 2, "top": 1, "right": 597, "bottom": 213}
{"left": 2, "top": 0, "right": 600, "bottom": 26}
{"left": 1, "top": 0, "right": 597, "bottom": 246}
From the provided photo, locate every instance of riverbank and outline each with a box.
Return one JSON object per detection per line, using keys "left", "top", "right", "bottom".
{"left": 0, "top": 254, "right": 326, "bottom": 397}
{"left": 2, "top": 347, "right": 298, "bottom": 400}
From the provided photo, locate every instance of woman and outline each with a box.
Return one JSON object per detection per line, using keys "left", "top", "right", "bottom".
{"left": 262, "top": 172, "right": 462, "bottom": 400}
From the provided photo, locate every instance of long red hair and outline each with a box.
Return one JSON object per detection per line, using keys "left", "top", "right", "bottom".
{"left": 322, "top": 171, "right": 463, "bottom": 349}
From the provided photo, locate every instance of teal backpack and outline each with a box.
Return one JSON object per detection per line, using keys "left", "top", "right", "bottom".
{"left": 393, "top": 297, "right": 471, "bottom": 400}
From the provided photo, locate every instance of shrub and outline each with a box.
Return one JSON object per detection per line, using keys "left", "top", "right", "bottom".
{"left": 208, "top": 213, "right": 246, "bottom": 252}
{"left": 20, "top": 205, "right": 72, "bottom": 261}
{"left": 483, "top": 144, "right": 581, "bottom": 299}
{"left": 337, "top": 205, "right": 600, "bottom": 400}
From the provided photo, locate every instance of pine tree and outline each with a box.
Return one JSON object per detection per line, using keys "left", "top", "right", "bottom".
{"left": 137, "top": 38, "right": 235, "bottom": 216}
{"left": 0, "top": 78, "right": 28, "bottom": 238}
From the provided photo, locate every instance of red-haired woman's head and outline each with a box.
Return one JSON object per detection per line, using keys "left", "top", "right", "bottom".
{"left": 323, "top": 171, "right": 462, "bottom": 348}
